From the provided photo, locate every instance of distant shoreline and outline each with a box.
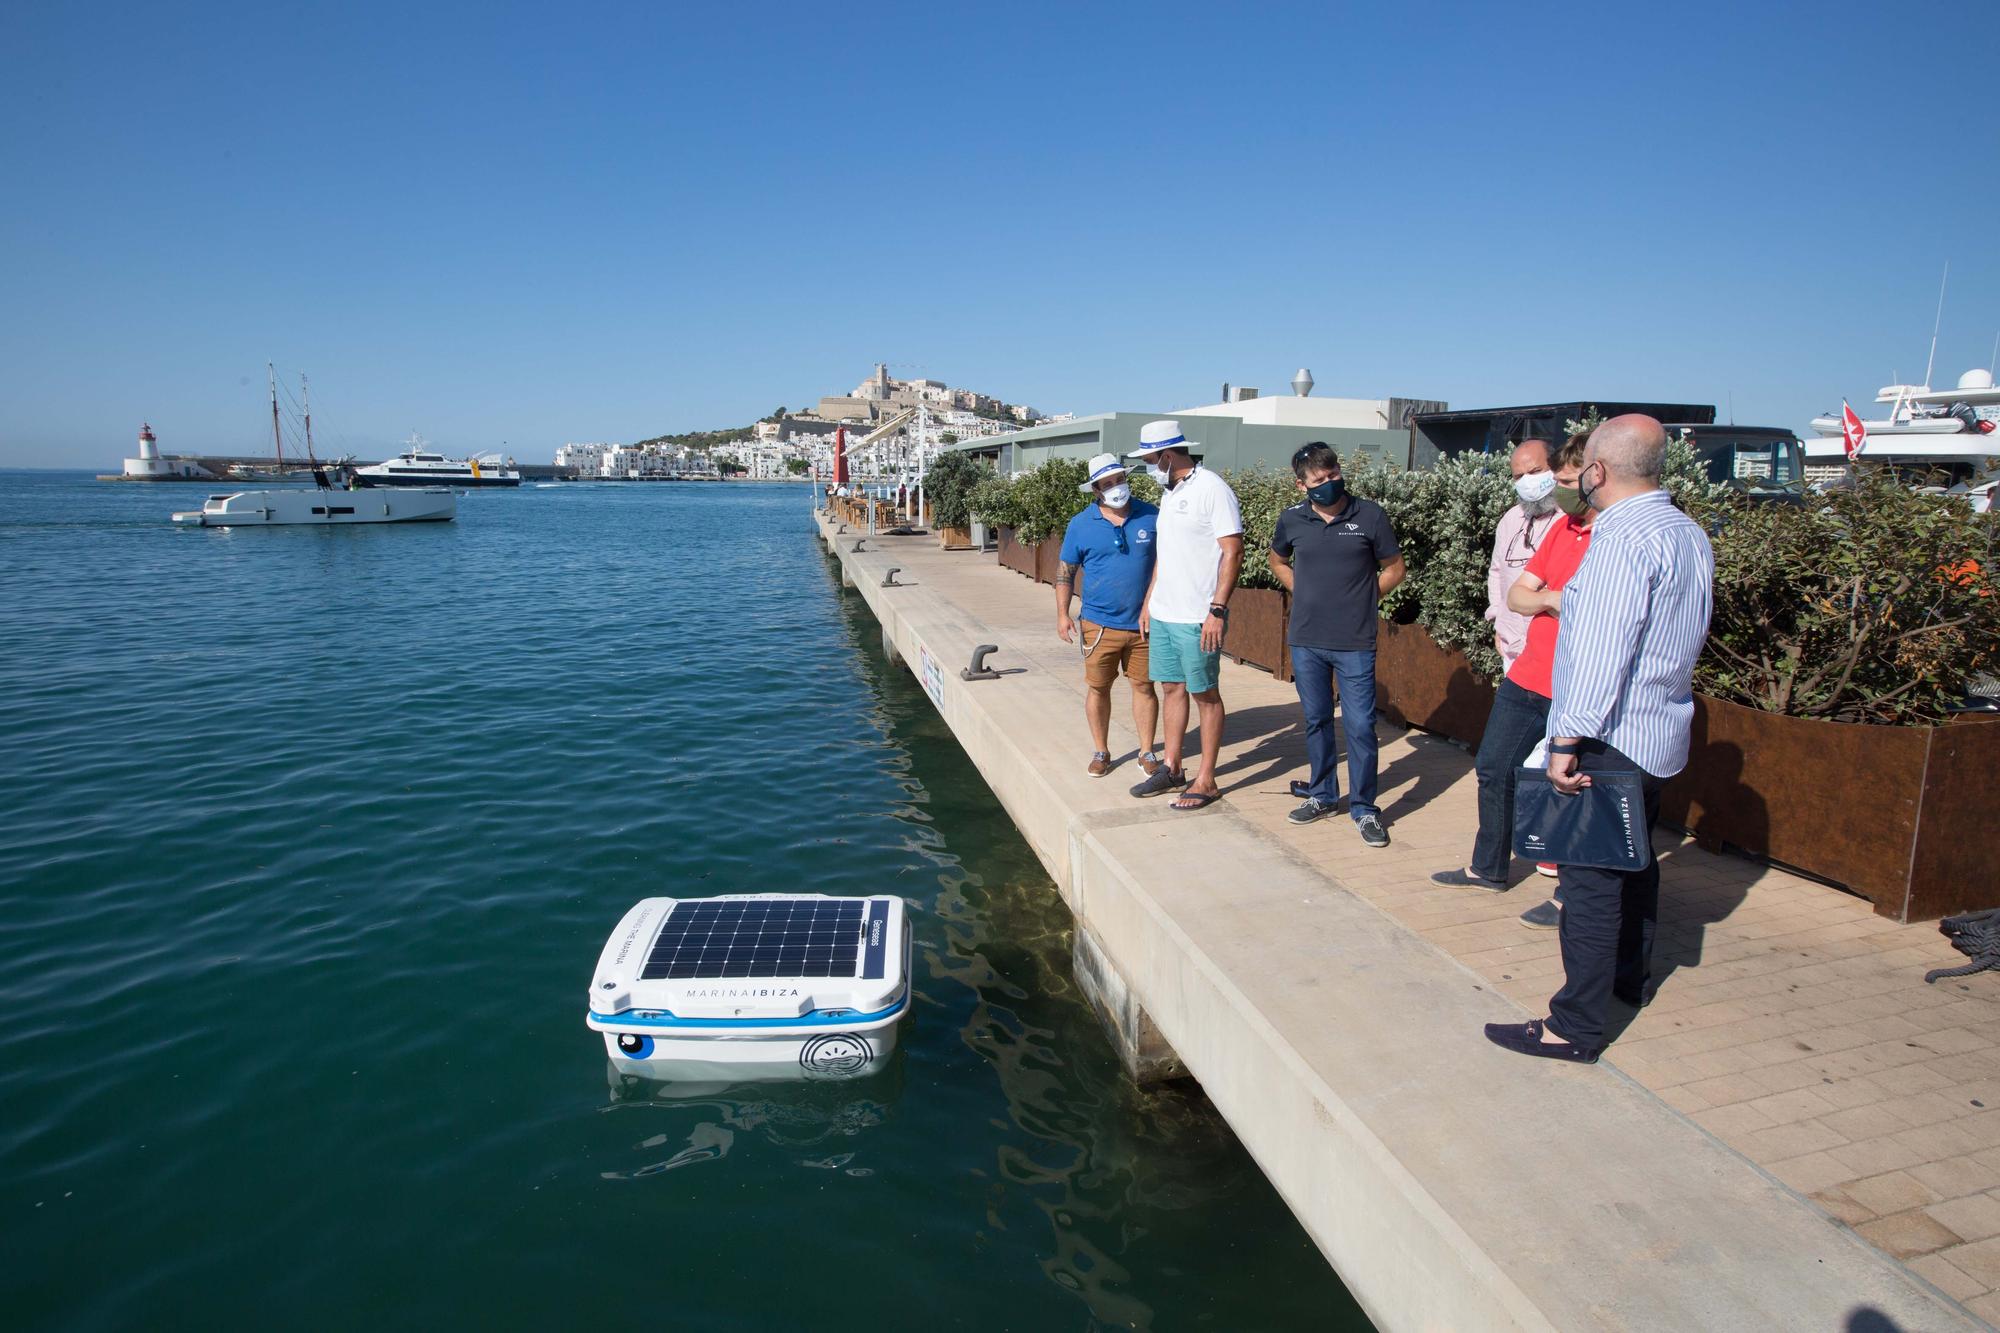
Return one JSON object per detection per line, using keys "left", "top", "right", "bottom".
{"left": 2, "top": 465, "right": 823, "bottom": 483}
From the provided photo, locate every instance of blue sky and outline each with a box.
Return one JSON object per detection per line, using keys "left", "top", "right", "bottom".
{"left": 3, "top": 0, "right": 1995, "bottom": 466}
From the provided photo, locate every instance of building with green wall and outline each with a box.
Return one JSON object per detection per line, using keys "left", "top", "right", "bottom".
{"left": 948, "top": 410, "right": 1410, "bottom": 476}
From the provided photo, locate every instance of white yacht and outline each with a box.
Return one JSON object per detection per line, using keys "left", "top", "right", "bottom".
{"left": 1804, "top": 368, "right": 2000, "bottom": 487}
{"left": 351, "top": 434, "right": 521, "bottom": 488}
{"left": 172, "top": 372, "right": 456, "bottom": 526}
{"left": 173, "top": 485, "right": 455, "bottom": 527}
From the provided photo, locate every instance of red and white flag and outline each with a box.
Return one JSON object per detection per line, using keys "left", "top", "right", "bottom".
{"left": 1841, "top": 400, "right": 1867, "bottom": 459}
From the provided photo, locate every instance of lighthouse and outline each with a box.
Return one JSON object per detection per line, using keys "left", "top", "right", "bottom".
{"left": 114, "top": 421, "right": 216, "bottom": 481}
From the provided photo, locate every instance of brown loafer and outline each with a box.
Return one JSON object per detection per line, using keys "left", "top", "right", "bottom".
{"left": 1086, "top": 751, "right": 1112, "bottom": 777}
{"left": 1137, "top": 751, "right": 1164, "bottom": 777}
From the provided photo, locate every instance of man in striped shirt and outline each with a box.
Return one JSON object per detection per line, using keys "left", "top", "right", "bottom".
{"left": 1485, "top": 415, "right": 1713, "bottom": 1063}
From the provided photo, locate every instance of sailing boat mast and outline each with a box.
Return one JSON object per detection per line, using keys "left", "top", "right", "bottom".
{"left": 268, "top": 363, "right": 284, "bottom": 470}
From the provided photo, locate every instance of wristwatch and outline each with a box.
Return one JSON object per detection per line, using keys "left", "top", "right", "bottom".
{"left": 1208, "top": 604, "right": 1229, "bottom": 620}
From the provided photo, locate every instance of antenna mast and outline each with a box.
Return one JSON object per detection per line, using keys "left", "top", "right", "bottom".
{"left": 268, "top": 363, "right": 283, "bottom": 469}
{"left": 301, "top": 373, "right": 315, "bottom": 465}
{"left": 1923, "top": 262, "right": 1949, "bottom": 390}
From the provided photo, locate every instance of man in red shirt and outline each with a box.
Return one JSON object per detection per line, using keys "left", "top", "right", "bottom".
{"left": 1431, "top": 437, "right": 1594, "bottom": 907}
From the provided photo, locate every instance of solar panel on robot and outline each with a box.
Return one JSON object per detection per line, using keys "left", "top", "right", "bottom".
{"left": 586, "top": 894, "right": 911, "bottom": 1075}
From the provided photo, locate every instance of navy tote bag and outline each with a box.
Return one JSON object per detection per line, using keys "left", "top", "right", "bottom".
{"left": 1512, "top": 768, "right": 1652, "bottom": 872}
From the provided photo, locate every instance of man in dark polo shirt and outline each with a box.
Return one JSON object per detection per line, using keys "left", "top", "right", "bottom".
{"left": 1268, "top": 441, "right": 1406, "bottom": 846}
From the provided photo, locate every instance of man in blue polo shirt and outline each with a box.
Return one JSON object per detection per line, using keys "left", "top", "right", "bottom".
{"left": 1056, "top": 453, "right": 1162, "bottom": 778}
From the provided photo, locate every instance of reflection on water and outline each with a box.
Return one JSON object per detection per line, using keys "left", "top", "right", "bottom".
{"left": 837, "top": 579, "right": 1363, "bottom": 1331}
{"left": 607, "top": 1048, "right": 901, "bottom": 1092}
{"left": 602, "top": 1054, "right": 905, "bottom": 1180}
{"left": 936, "top": 869, "right": 1273, "bottom": 1328}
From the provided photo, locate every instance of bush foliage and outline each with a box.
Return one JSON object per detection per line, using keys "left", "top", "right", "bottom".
{"left": 966, "top": 472, "right": 1020, "bottom": 530}
{"left": 1684, "top": 466, "right": 1999, "bottom": 724}
{"left": 924, "top": 450, "right": 982, "bottom": 530}
{"left": 976, "top": 448, "right": 1997, "bottom": 724}
{"left": 969, "top": 456, "right": 1092, "bottom": 544}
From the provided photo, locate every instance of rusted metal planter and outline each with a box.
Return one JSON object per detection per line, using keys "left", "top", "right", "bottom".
{"left": 1661, "top": 698, "right": 2000, "bottom": 922}
{"left": 1222, "top": 587, "right": 1292, "bottom": 683}
{"left": 1367, "top": 624, "right": 2000, "bottom": 922}
{"left": 1034, "top": 536, "right": 1063, "bottom": 586}
{"left": 996, "top": 525, "right": 1038, "bottom": 579}
{"left": 1372, "top": 621, "right": 1496, "bottom": 747}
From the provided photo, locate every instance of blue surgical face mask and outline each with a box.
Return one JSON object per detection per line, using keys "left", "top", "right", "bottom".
{"left": 1305, "top": 477, "right": 1345, "bottom": 506}
{"left": 1098, "top": 482, "right": 1131, "bottom": 508}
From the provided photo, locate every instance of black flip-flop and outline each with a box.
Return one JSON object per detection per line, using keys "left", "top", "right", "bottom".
{"left": 1169, "top": 790, "right": 1219, "bottom": 812}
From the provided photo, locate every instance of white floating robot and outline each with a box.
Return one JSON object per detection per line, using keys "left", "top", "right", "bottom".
{"left": 586, "top": 894, "right": 911, "bottom": 1077}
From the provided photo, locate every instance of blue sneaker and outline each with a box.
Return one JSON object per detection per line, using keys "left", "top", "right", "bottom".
{"left": 1287, "top": 797, "right": 1338, "bottom": 825}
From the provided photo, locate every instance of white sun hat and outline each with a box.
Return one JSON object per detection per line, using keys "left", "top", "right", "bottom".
{"left": 1127, "top": 419, "right": 1196, "bottom": 459}
{"left": 1078, "top": 452, "right": 1129, "bottom": 492}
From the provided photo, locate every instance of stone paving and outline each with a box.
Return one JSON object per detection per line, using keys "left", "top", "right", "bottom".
{"left": 840, "top": 515, "right": 2000, "bottom": 1324}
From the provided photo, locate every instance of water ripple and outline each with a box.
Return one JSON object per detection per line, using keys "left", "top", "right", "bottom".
{"left": 0, "top": 472, "right": 1362, "bottom": 1333}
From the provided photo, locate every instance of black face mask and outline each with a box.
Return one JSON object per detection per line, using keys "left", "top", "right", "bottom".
{"left": 1305, "top": 478, "right": 1345, "bottom": 507}
{"left": 1576, "top": 461, "right": 1606, "bottom": 512}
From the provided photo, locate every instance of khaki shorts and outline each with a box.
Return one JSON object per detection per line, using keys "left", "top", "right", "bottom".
{"left": 1080, "top": 620, "right": 1151, "bottom": 689}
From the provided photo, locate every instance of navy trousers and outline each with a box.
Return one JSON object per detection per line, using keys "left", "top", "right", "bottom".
{"left": 1289, "top": 645, "right": 1379, "bottom": 821}
{"left": 1546, "top": 740, "right": 1665, "bottom": 1051}
{"left": 1470, "top": 678, "right": 1550, "bottom": 883}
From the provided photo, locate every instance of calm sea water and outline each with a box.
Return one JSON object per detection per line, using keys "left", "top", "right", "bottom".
{"left": 0, "top": 472, "right": 1365, "bottom": 1332}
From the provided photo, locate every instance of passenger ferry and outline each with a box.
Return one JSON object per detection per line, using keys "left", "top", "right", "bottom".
{"left": 351, "top": 434, "right": 522, "bottom": 488}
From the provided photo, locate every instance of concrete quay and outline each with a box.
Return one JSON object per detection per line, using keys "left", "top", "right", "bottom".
{"left": 816, "top": 509, "right": 1997, "bottom": 1331}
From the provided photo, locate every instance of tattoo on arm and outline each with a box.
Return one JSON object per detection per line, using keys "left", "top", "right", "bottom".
{"left": 1055, "top": 561, "right": 1076, "bottom": 587}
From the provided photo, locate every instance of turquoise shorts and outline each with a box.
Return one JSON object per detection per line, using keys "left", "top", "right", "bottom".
{"left": 1149, "top": 620, "right": 1221, "bottom": 693}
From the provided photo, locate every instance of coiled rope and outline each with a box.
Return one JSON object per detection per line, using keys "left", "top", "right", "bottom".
{"left": 1924, "top": 908, "right": 2000, "bottom": 984}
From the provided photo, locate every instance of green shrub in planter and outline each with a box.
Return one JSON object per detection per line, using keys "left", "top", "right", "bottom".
{"left": 925, "top": 450, "right": 983, "bottom": 530}
{"left": 968, "top": 472, "right": 1023, "bottom": 530}
{"left": 1351, "top": 451, "right": 1515, "bottom": 678}
{"left": 1222, "top": 467, "right": 1298, "bottom": 592}
{"left": 979, "top": 458, "right": 1092, "bottom": 545}
{"left": 1224, "top": 435, "right": 1723, "bottom": 682}
{"left": 1685, "top": 465, "right": 1999, "bottom": 725}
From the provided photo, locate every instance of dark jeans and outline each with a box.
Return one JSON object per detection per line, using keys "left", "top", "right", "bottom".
{"left": 1547, "top": 740, "right": 1665, "bottom": 1051}
{"left": 1470, "top": 678, "right": 1551, "bottom": 882}
{"left": 1290, "top": 645, "right": 1379, "bottom": 821}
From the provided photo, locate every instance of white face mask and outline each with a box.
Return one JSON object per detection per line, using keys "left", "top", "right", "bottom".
{"left": 1098, "top": 482, "right": 1131, "bottom": 508}
{"left": 1514, "top": 470, "right": 1557, "bottom": 504}
{"left": 1145, "top": 462, "right": 1171, "bottom": 486}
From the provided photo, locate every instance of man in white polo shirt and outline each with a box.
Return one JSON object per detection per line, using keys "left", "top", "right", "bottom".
{"left": 1126, "top": 419, "right": 1243, "bottom": 812}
